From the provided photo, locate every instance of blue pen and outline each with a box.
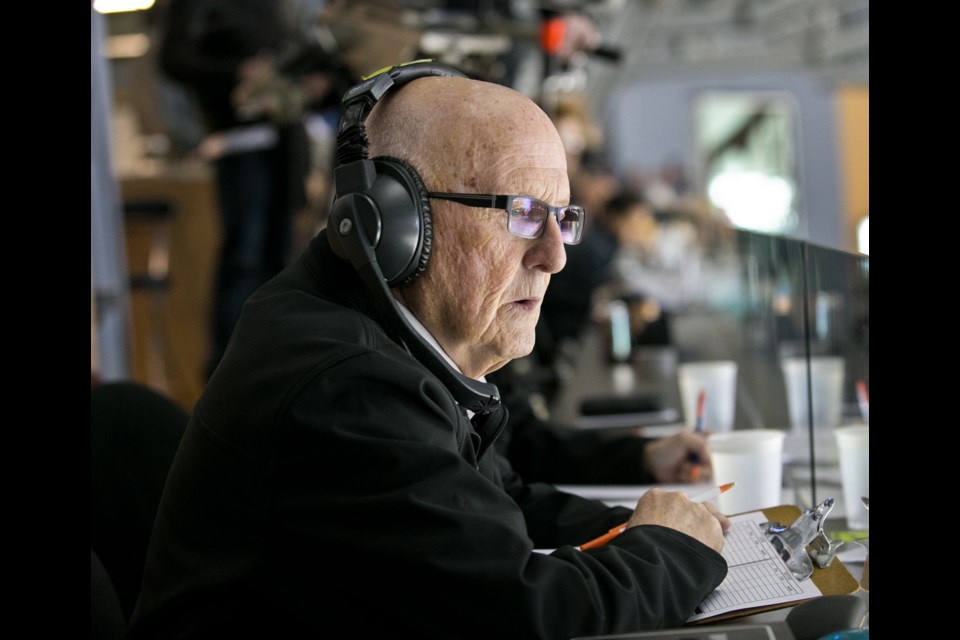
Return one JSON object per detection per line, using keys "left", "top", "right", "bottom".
{"left": 689, "top": 389, "right": 706, "bottom": 482}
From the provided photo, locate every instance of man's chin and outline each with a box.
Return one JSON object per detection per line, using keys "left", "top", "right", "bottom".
{"left": 509, "top": 334, "right": 538, "bottom": 361}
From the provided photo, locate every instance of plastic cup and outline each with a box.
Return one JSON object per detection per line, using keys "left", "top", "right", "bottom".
{"left": 707, "top": 429, "right": 786, "bottom": 514}
{"left": 677, "top": 361, "right": 738, "bottom": 433}
{"left": 781, "top": 356, "right": 845, "bottom": 432}
{"left": 834, "top": 425, "right": 869, "bottom": 530}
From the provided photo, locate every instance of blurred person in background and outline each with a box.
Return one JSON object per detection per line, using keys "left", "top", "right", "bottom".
{"left": 538, "top": 189, "right": 659, "bottom": 354}
{"left": 316, "top": 0, "right": 611, "bottom": 96}
{"left": 156, "top": 0, "right": 315, "bottom": 380}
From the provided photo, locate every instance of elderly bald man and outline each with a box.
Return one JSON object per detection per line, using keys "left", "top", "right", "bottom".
{"left": 129, "top": 62, "right": 728, "bottom": 640}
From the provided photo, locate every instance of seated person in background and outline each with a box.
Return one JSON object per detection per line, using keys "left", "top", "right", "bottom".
{"left": 128, "top": 62, "right": 728, "bottom": 639}
{"left": 602, "top": 192, "right": 675, "bottom": 349}
{"left": 491, "top": 361, "right": 710, "bottom": 485}
{"left": 538, "top": 189, "right": 659, "bottom": 358}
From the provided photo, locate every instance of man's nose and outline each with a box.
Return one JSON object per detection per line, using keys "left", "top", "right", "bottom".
{"left": 525, "top": 213, "right": 567, "bottom": 274}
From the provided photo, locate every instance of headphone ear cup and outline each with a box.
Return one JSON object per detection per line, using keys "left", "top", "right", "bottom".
{"left": 369, "top": 156, "right": 432, "bottom": 287}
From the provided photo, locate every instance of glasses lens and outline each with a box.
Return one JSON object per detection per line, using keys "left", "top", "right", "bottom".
{"left": 557, "top": 206, "right": 584, "bottom": 244}
{"left": 508, "top": 197, "right": 549, "bottom": 239}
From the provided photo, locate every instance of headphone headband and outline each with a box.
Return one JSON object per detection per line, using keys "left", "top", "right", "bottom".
{"left": 336, "top": 60, "right": 467, "bottom": 168}
{"left": 344, "top": 59, "right": 467, "bottom": 109}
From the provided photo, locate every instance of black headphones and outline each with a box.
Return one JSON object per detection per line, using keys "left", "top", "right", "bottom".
{"left": 326, "top": 60, "right": 501, "bottom": 415}
{"left": 328, "top": 59, "right": 462, "bottom": 286}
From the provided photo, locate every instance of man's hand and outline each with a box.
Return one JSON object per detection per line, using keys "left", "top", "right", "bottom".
{"left": 625, "top": 488, "right": 729, "bottom": 554}
{"left": 643, "top": 431, "right": 713, "bottom": 483}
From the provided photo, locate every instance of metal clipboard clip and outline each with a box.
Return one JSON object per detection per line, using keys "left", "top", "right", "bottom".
{"left": 760, "top": 498, "right": 845, "bottom": 581}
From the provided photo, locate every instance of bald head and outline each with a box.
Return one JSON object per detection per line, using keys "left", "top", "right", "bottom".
{"left": 362, "top": 75, "right": 571, "bottom": 378}
{"left": 366, "top": 76, "right": 568, "bottom": 195}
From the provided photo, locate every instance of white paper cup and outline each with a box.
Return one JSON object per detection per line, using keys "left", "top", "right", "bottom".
{"left": 834, "top": 425, "right": 869, "bottom": 530}
{"left": 781, "top": 356, "right": 845, "bottom": 432}
{"left": 677, "top": 361, "right": 738, "bottom": 433}
{"left": 708, "top": 429, "right": 786, "bottom": 514}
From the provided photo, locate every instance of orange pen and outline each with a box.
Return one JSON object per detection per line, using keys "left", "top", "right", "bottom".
{"left": 577, "top": 482, "right": 736, "bottom": 551}
{"left": 689, "top": 389, "right": 707, "bottom": 482}
{"left": 855, "top": 380, "right": 869, "bottom": 423}
{"left": 579, "top": 522, "right": 628, "bottom": 551}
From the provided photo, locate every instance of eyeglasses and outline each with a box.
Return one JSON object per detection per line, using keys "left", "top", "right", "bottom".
{"left": 426, "top": 193, "right": 585, "bottom": 245}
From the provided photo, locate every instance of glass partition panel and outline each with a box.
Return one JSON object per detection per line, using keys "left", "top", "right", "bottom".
{"left": 798, "top": 242, "right": 869, "bottom": 529}
{"left": 665, "top": 228, "right": 813, "bottom": 511}
{"left": 671, "top": 229, "right": 807, "bottom": 433}
{"left": 536, "top": 219, "right": 867, "bottom": 528}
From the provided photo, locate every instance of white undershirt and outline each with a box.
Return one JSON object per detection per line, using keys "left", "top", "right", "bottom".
{"left": 396, "top": 301, "right": 487, "bottom": 418}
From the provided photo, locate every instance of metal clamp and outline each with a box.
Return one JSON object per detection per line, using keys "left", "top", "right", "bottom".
{"left": 761, "top": 498, "right": 842, "bottom": 581}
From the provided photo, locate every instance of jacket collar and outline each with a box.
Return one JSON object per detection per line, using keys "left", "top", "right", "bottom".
{"left": 301, "top": 229, "right": 508, "bottom": 457}
{"left": 470, "top": 403, "right": 509, "bottom": 460}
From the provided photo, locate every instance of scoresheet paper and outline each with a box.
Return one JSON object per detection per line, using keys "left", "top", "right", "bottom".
{"left": 687, "top": 511, "right": 823, "bottom": 622}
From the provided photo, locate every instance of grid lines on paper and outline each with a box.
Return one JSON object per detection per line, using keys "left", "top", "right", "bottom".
{"left": 695, "top": 519, "right": 804, "bottom": 614}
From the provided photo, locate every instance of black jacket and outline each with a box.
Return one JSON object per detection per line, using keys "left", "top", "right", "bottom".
{"left": 128, "top": 230, "right": 726, "bottom": 639}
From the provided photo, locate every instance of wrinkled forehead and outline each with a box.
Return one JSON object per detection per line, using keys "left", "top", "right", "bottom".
{"left": 495, "top": 160, "right": 570, "bottom": 204}
{"left": 447, "top": 114, "right": 570, "bottom": 201}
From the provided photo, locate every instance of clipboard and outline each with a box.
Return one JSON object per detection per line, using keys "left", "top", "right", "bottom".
{"left": 693, "top": 504, "right": 862, "bottom": 624}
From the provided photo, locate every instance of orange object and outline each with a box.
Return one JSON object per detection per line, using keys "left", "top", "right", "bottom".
{"left": 579, "top": 523, "right": 626, "bottom": 551}
{"left": 855, "top": 380, "right": 869, "bottom": 423}
{"left": 689, "top": 389, "right": 707, "bottom": 481}
{"left": 578, "top": 483, "right": 736, "bottom": 551}
{"left": 690, "top": 464, "right": 702, "bottom": 483}
{"left": 539, "top": 18, "right": 566, "bottom": 55}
